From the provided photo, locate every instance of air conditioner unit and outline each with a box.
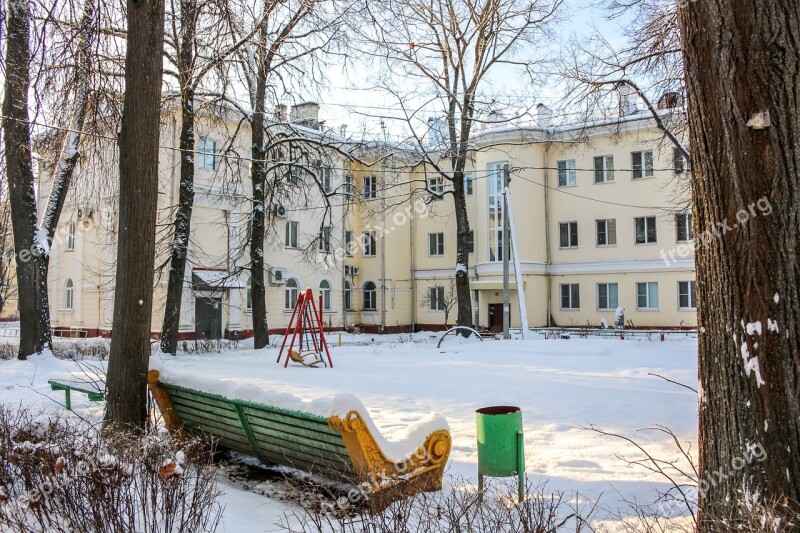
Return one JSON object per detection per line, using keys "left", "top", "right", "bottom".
{"left": 270, "top": 267, "right": 288, "bottom": 285}
{"left": 345, "top": 265, "right": 360, "bottom": 276}
{"left": 272, "top": 204, "right": 287, "bottom": 218}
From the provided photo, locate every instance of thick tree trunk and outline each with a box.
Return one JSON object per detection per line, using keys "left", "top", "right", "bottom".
{"left": 679, "top": 1, "right": 800, "bottom": 525}
{"left": 2, "top": 1, "right": 51, "bottom": 360}
{"left": 161, "top": 1, "right": 198, "bottom": 354}
{"left": 104, "top": 0, "right": 165, "bottom": 430}
{"left": 250, "top": 113, "right": 269, "bottom": 349}
{"left": 452, "top": 177, "right": 472, "bottom": 329}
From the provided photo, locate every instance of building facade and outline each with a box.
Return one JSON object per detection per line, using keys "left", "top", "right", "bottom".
{"left": 25, "top": 102, "right": 696, "bottom": 338}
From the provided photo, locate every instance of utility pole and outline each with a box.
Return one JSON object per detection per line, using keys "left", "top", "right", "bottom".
{"left": 502, "top": 163, "right": 511, "bottom": 339}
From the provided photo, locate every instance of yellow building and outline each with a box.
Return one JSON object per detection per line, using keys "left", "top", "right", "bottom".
{"left": 38, "top": 102, "right": 695, "bottom": 339}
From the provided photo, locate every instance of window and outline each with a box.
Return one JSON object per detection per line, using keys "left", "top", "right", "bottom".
{"left": 596, "top": 219, "right": 617, "bottom": 246}
{"left": 635, "top": 216, "right": 658, "bottom": 244}
{"left": 678, "top": 281, "right": 696, "bottom": 309}
{"left": 467, "top": 230, "right": 474, "bottom": 254}
{"left": 344, "top": 174, "right": 355, "bottom": 196}
{"left": 428, "top": 176, "right": 444, "bottom": 199}
{"left": 319, "top": 280, "right": 332, "bottom": 311}
{"left": 637, "top": 282, "right": 659, "bottom": 310}
{"left": 428, "top": 286, "right": 445, "bottom": 311}
{"left": 345, "top": 231, "right": 354, "bottom": 256}
{"left": 284, "top": 278, "right": 299, "bottom": 310}
{"left": 597, "top": 283, "right": 619, "bottom": 310}
{"left": 464, "top": 173, "right": 474, "bottom": 195}
{"left": 593, "top": 155, "right": 615, "bottom": 183}
{"left": 246, "top": 276, "right": 252, "bottom": 311}
{"left": 198, "top": 137, "right": 217, "bottom": 170}
{"left": 559, "top": 222, "right": 578, "bottom": 248}
{"left": 631, "top": 150, "right": 655, "bottom": 179}
{"left": 560, "top": 284, "right": 580, "bottom": 310}
{"left": 285, "top": 221, "right": 298, "bottom": 248}
{"left": 362, "top": 281, "right": 377, "bottom": 311}
{"left": 674, "top": 147, "right": 688, "bottom": 174}
{"left": 362, "top": 232, "right": 376, "bottom": 257}
{"left": 66, "top": 223, "right": 76, "bottom": 251}
{"left": 487, "top": 162, "right": 507, "bottom": 262}
{"left": 676, "top": 213, "right": 693, "bottom": 242}
{"left": 344, "top": 281, "right": 352, "bottom": 311}
{"left": 363, "top": 176, "right": 377, "bottom": 199}
{"left": 429, "top": 233, "right": 444, "bottom": 256}
{"left": 319, "top": 226, "right": 332, "bottom": 253}
{"left": 64, "top": 279, "right": 74, "bottom": 310}
{"left": 288, "top": 164, "right": 301, "bottom": 185}
{"left": 557, "top": 160, "right": 577, "bottom": 187}
{"left": 321, "top": 166, "right": 332, "bottom": 192}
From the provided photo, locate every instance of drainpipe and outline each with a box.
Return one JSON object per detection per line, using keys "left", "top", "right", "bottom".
{"left": 543, "top": 142, "right": 553, "bottom": 327}
{"left": 409, "top": 174, "right": 417, "bottom": 332}
{"left": 380, "top": 161, "right": 386, "bottom": 332}
{"left": 341, "top": 158, "right": 348, "bottom": 329}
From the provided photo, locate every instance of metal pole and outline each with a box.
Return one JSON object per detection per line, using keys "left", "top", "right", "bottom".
{"left": 502, "top": 163, "right": 511, "bottom": 339}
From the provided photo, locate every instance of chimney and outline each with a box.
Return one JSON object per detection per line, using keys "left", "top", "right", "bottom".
{"left": 618, "top": 85, "right": 639, "bottom": 117}
{"left": 274, "top": 104, "right": 288, "bottom": 122}
{"left": 290, "top": 102, "right": 321, "bottom": 129}
{"left": 536, "top": 103, "right": 553, "bottom": 128}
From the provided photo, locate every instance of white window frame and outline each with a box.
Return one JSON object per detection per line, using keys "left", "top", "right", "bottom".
{"left": 678, "top": 281, "right": 696, "bottom": 310}
{"left": 246, "top": 276, "right": 252, "bottom": 311}
{"left": 560, "top": 283, "right": 580, "bottom": 310}
{"left": 428, "top": 176, "right": 444, "bottom": 200}
{"left": 637, "top": 281, "right": 660, "bottom": 310}
{"left": 557, "top": 160, "right": 577, "bottom": 187}
{"left": 362, "top": 281, "right": 377, "bottom": 311}
{"left": 285, "top": 220, "right": 299, "bottom": 249}
{"left": 344, "top": 281, "right": 352, "bottom": 311}
{"left": 596, "top": 282, "right": 619, "bottom": 310}
{"left": 593, "top": 155, "right": 615, "bottom": 183}
{"left": 362, "top": 176, "right": 377, "bottom": 200}
{"left": 464, "top": 173, "right": 474, "bottom": 195}
{"left": 198, "top": 137, "right": 218, "bottom": 171}
{"left": 362, "top": 232, "right": 376, "bottom": 257}
{"left": 635, "top": 216, "right": 658, "bottom": 244}
{"left": 345, "top": 230, "right": 354, "bottom": 257}
{"left": 66, "top": 222, "right": 76, "bottom": 251}
{"left": 64, "top": 279, "right": 74, "bottom": 310}
{"left": 559, "top": 221, "right": 578, "bottom": 249}
{"left": 467, "top": 230, "right": 474, "bottom": 254}
{"left": 487, "top": 161, "right": 507, "bottom": 262}
{"left": 428, "top": 232, "right": 445, "bottom": 256}
{"left": 321, "top": 166, "right": 332, "bottom": 192}
{"left": 631, "top": 150, "right": 655, "bottom": 179}
{"left": 596, "top": 219, "right": 617, "bottom": 246}
{"left": 674, "top": 147, "right": 689, "bottom": 174}
{"left": 428, "top": 286, "right": 445, "bottom": 311}
{"left": 676, "top": 213, "right": 694, "bottom": 243}
{"left": 319, "top": 279, "right": 332, "bottom": 311}
{"left": 319, "top": 226, "right": 332, "bottom": 253}
{"left": 284, "top": 278, "right": 299, "bottom": 310}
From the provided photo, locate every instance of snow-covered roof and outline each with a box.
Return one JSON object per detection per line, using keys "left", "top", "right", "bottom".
{"left": 192, "top": 269, "right": 245, "bottom": 290}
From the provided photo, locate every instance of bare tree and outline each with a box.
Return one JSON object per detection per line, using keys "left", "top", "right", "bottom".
{"left": 679, "top": 0, "right": 800, "bottom": 525}
{"left": 223, "top": 0, "right": 346, "bottom": 349}
{"left": 419, "top": 277, "right": 458, "bottom": 327}
{"left": 356, "top": 0, "right": 561, "bottom": 331}
{"left": 2, "top": 0, "right": 50, "bottom": 359}
{"left": 104, "top": 0, "right": 165, "bottom": 429}
{"left": 560, "top": 0, "right": 688, "bottom": 159}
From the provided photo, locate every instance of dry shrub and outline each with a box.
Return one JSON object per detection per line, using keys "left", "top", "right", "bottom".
{"left": 0, "top": 405, "right": 223, "bottom": 532}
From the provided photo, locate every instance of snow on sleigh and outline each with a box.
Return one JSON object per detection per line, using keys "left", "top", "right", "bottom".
{"left": 147, "top": 365, "right": 451, "bottom": 510}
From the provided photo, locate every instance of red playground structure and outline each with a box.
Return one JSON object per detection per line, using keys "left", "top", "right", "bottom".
{"left": 277, "top": 288, "right": 333, "bottom": 368}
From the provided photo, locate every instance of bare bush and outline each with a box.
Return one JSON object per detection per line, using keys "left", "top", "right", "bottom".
{"left": 0, "top": 405, "right": 223, "bottom": 532}
{"left": 278, "top": 477, "right": 595, "bottom": 532}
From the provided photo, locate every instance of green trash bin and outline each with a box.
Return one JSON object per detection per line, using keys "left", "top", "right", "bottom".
{"left": 476, "top": 405, "right": 525, "bottom": 501}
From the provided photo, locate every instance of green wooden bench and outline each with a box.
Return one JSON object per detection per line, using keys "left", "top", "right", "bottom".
{"left": 48, "top": 372, "right": 105, "bottom": 410}
{"left": 147, "top": 370, "right": 451, "bottom": 509}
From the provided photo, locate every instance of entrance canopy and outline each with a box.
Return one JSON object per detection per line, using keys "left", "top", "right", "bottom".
{"left": 192, "top": 269, "right": 244, "bottom": 291}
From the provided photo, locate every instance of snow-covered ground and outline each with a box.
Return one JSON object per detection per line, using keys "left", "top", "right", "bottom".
{"left": 0, "top": 333, "right": 698, "bottom": 531}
